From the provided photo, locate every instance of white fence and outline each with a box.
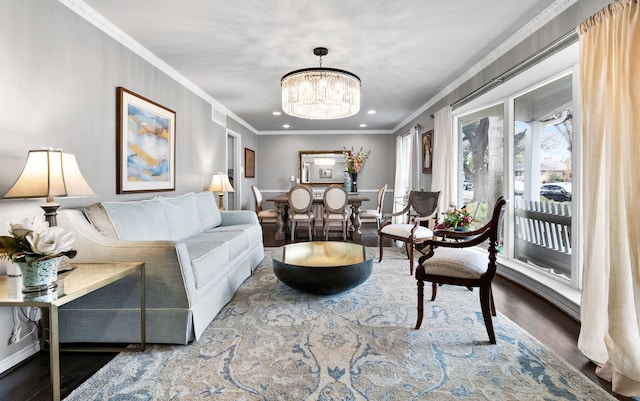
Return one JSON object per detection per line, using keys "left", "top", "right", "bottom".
{"left": 514, "top": 199, "right": 572, "bottom": 277}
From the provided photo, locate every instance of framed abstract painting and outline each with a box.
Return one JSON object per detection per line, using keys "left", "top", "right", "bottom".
{"left": 116, "top": 87, "right": 176, "bottom": 193}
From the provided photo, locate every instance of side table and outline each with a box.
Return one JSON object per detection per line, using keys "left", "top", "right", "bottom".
{"left": 0, "top": 262, "right": 145, "bottom": 401}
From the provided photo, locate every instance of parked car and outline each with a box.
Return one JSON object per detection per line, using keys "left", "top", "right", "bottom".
{"left": 463, "top": 180, "right": 474, "bottom": 190}
{"left": 540, "top": 183, "right": 572, "bottom": 202}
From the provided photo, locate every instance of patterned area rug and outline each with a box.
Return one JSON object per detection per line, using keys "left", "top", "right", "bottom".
{"left": 65, "top": 248, "right": 614, "bottom": 400}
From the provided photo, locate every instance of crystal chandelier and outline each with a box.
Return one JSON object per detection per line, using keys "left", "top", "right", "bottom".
{"left": 281, "top": 47, "right": 361, "bottom": 120}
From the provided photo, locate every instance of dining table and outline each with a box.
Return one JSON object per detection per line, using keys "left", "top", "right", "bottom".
{"left": 266, "top": 193, "right": 370, "bottom": 240}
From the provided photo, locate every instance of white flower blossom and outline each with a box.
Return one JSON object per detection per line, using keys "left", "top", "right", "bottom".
{"left": 26, "top": 226, "right": 75, "bottom": 256}
{"left": 9, "top": 216, "right": 49, "bottom": 238}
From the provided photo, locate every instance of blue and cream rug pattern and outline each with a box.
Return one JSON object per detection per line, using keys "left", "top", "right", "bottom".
{"left": 65, "top": 248, "right": 615, "bottom": 400}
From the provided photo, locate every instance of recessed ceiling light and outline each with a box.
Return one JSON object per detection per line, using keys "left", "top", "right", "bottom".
{"left": 367, "top": 109, "right": 376, "bottom": 115}
{"left": 283, "top": 124, "right": 290, "bottom": 128}
{"left": 359, "top": 124, "right": 367, "bottom": 128}
{"left": 272, "top": 111, "right": 282, "bottom": 116}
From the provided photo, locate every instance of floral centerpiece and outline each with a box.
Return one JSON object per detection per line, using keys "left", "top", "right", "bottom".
{"left": 343, "top": 146, "right": 371, "bottom": 174}
{"left": 343, "top": 147, "right": 371, "bottom": 192}
{"left": 436, "top": 204, "right": 476, "bottom": 231}
{"left": 0, "top": 217, "right": 76, "bottom": 290}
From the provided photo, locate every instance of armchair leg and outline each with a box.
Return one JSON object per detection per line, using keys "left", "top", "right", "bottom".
{"left": 480, "top": 285, "right": 496, "bottom": 344}
{"left": 430, "top": 282, "right": 438, "bottom": 301}
{"left": 407, "top": 244, "right": 414, "bottom": 275}
{"left": 378, "top": 241, "right": 384, "bottom": 262}
{"left": 415, "top": 267, "right": 425, "bottom": 330}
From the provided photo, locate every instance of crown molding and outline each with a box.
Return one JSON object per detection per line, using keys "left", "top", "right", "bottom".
{"left": 393, "top": 0, "right": 578, "bottom": 133}
{"left": 258, "top": 129, "right": 392, "bottom": 136}
{"left": 58, "top": 0, "right": 257, "bottom": 134}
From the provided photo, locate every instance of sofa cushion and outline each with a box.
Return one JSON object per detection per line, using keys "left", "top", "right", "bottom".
{"left": 207, "top": 223, "right": 262, "bottom": 245}
{"left": 159, "top": 193, "right": 201, "bottom": 241}
{"left": 102, "top": 198, "right": 170, "bottom": 240}
{"left": 194, "top": 191, "right": 221, "bottom": 230}
{"left": 185, "top": 237, "right": 230, "bottom": 289}
{"left": 84, "top": 203, "right": 118, "bottom": 239}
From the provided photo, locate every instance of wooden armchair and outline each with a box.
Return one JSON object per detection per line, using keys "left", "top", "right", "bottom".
{"left": 378, "top": 191, "right": 440, "bottom": 275}
{"left": 414, "top": 196, "right": 508, "bottom": 344}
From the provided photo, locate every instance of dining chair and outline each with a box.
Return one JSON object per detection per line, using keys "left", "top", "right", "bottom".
{"left": 414, "top": 197, "right": 508, "bottom": 344}
{"left": 251, "top": 185, "right": 278, "bottom": 225}
{"left": 322, "top": 184, "right": 349, "bottom": 241}
{"left": 378, "top": 190, "right": 440, "bottom": 275}
{"left": 287, "top": 185, "right": 315, "bottom": 241}
{"left": 359, "top": 184, "right": 387, "bottom": 229}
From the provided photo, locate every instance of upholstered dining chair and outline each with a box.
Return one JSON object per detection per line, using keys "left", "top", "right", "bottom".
{"left": 287, "top": 184, "right": 315, "bottom": 241}
{"left": 322, "top": 184, "right": 350, "bottom": 241}
{"left": 359, "top": 184, "right": 387, "bottom": 229}
{"left": 251, "top": 185, "right": 278, "bottom": 225}
{"left": 414, "top": 196, "right": 508, "bottom": 344}
{"left": 378, "top": 190, "right": 440, "bottom": 275}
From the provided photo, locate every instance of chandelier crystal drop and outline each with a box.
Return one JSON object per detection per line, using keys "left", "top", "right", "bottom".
{"left": 281, "top": 47, "right": 361, "bottom": 120}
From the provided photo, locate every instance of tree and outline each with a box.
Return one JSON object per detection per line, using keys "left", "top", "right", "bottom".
{"left": 461, "top": 116, "right": 503, "bottom": 207}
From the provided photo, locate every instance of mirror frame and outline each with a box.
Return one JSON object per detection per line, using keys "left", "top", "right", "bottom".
{"left": 298, "top": 150, "right": 347, "bottom": 186}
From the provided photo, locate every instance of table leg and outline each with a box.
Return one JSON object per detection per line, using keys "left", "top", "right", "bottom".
{"left": 350, "top": 201, "right": 363, "bottom": 240}
{"left": 50, "top": 305, "right": 61, "bottom": 401}
{"left": 274, "top": 201, "right": 287, "bottom": 240}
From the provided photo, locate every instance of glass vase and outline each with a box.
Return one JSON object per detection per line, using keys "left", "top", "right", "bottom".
{"left": 351, "top": 172, "right": 358, "bottom": 193}
{"left": 344, "top": 172, "right": 352, "bottom": 192}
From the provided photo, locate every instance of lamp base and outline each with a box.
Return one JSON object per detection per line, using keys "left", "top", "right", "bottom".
{"left": 217, "top": 193, "right": 225, "bottom": 210}
{"left": 41, "top": 202, "right": 60, "bottom": 227}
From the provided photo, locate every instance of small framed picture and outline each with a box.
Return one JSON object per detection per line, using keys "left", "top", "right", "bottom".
{"left": 320, "top": 168, "right": 333, "bottom": 179}
{"left": 116, "top": 87, "right": 176, "bottom": 193}
{"left": 422, "top": 130, "right": 433, "bottom": 174}
{"left": 245, "top": 148, "right": 255, "bottom": 178}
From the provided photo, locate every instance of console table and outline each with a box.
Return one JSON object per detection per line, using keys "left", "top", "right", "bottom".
{"left": 0, "top": 262, "right": 145, "bottom": 401}
{"left": 266, "top": 193, "right": 370, "bottom": 240}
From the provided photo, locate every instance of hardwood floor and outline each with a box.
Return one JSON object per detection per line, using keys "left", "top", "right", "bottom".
{"left": 0, "top": 222, "right": 630, "bottom": 400}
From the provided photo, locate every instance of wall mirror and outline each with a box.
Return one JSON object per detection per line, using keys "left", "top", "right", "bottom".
{"left": 299, "top": 150, "right": 347, "bottom": 186}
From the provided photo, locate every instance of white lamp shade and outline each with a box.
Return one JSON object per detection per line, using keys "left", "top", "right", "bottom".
{"left": 209, "top": 172, "right": 235, "bottom": 193}
{"left": 3, "top": 149, "right": 96, "bottom": 201}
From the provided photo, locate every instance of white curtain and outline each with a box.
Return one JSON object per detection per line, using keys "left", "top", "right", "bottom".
{"left": 408, "top": 125, "right": 421, "bottom": 192}
{"left": 431, "top": 106, "right": 456, "bottom": 215}
{"left": 392, "top": 135, "right": 404, "bottom": 223}
{"left": 577, "top": 0, "right": 640, "bottom": 396}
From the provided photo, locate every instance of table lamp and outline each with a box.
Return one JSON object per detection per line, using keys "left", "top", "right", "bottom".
{"left": 209, "top": 172, "right": 234, "bottom": 210}
{"left": 3, "top": 149, "right": 96, "bottom": 226}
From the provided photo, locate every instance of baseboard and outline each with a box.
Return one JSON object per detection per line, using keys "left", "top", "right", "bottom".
{"left": 0, "top": 340, "right": 40, "bottom": 374}
{"left": 497, "top": 260, "right": 580, "bottom": 321}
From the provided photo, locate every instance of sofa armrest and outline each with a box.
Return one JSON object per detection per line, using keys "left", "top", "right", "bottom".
{"left": 220, "top": 210, "right": 259, "bottom": 226}
{"left": 57, "top": 209, "right": 196, "bottom": 309}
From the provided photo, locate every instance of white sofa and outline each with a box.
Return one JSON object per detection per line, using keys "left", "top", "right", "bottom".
{"left": 56, "top": 191, "right": 264, "bottom": 344}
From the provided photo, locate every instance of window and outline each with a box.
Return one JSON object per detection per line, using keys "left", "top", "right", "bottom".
{"left": 513, "top": 74, "right": 573, "bottom": 279}
{"left": 451, "top": 42, "right": 580, "bottom": 316}
{"left": 457, "top": 104, "right": 505, "bottom": 225}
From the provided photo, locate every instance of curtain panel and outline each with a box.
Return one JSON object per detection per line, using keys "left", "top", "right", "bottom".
{"left": 577, "top": 0, "right": 640, "bottom": 396}
{"left": 431, "top": 106, "right": 456, "bottom": 214}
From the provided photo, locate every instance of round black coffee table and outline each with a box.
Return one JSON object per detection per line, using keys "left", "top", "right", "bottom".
{"left": 271, "top": 242, "right": 375, "bottom": 295}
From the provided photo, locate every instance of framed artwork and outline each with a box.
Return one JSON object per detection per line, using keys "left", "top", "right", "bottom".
{"left": 422, "top": 129, "right": 433, "bottom": 174}
{"left": 320, "top": 168, "right": 333, "bottom": 178}
{"left": 245, "top": 148, "right": 255, "bottom": 178}
{"left": 116, "top": 87, "right": 176, "bottom": 193}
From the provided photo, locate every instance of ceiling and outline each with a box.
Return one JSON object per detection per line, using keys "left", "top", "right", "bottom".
{"left": 80, "top": 0, "right": 559, "bottom": 134}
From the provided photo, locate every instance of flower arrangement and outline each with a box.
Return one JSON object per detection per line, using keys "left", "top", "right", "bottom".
{"left": 436, "top": 204, "right": 476, "bottom": 230}
{"left": 0, "top": 217, "right": 76, "bottom": 265}
{"left": 343, "top": 147, "right": 371, "bottom": 174}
